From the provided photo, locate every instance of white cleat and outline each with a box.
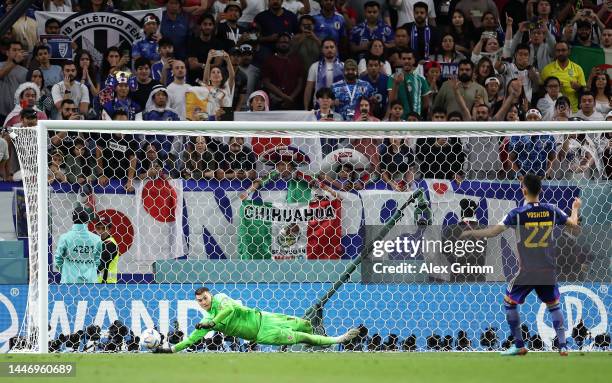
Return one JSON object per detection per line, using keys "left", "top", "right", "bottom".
{"left": 337, "top": 328, "right": 360, "bottom": 343}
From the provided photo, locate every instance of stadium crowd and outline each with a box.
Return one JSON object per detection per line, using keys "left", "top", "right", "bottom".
{"left": 1, "top": 0, "right": 612, "bottom": 187}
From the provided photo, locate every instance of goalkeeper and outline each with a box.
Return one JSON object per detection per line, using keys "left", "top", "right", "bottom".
{"left": 154, "top": 287, "right": 359, "bottom": 352}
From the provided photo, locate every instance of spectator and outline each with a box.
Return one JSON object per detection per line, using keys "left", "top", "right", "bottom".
{"left": 282, "top": 0, "right": 312, "bottom": 15}
{"left": 304, "top": 38, "right": 344, "bottom": 110}
{"left": 352, "top": 97, "right": 379, "bottom": 122}
{"left": 430, "top": 33, "right": 467, "bottom": 80}
{"left": 526, "top": 0, "right": 560, "bottom": 39}
{"left": 320, "top": 162, "right": 364, "bottom": 191}
{"left": 454, "top": 0, "right": 499, "bottom": 29}
{"left": 448, "top": 9, "right": 475, "bottom": 56}
{"left": 334, "top": 0, "right": 357, "bottom": 30}
{"left": 95, "top": 128, "right": 139, "bottom": 190}
{"left": 132, "top": 13, "right": 161, "bottom": 64}
{"left": 49, "top": 99, "right": 81, "bottom": 153}
{"left": 187, "top": 14, "right": 225, "bottom": 83}
{"left": 220, "top": 136, "right": 257, "bottom": 180}
{"left": 434, "top": 59, "right": 486, "bottom": 116}
{"left": 508, "top": 109, "right": 556, "bottom": 178}
{"left": 137, "top": 142, "right": 169, "bottom": 180}
{"left": 152, "top": 38, "right": 175, "bottom": 86}
{"left": 574, "top": 90, "right": 605, "bottom": 121}
{"left": 390, "top": 0, "right": 436, "bottom": 28}
{"left": 228, "top": 47, "right": 248, "bottom": 110}
{"left": 404, "top": 1, "right": 441, "bottom": 62}
{"left": 552, "top": 95, "right": 572, "bottom": 121}
{"left": 463, "top": 102, "right": 503, "bottom": 179}
{"left": 313, "top": 0, "right": 347, "bottom": 46}
{"left": 63, "top": 138, "right": 96, "bottom": 184}
{"left": 380, "top": 137, "right": 416, "bottom": 191}
{"left": 564, "top": 12, "right": 603, "bottom": 49}
{"left": 81, "top": 0, "right": 114, "bottom": 12}
{"left": 237, "top": 44, "right": 259, "bottom": 108}
{"left": 496, "top": 42, "right": 540, "bottom": 102}
{"left": 3, "top": 82, "right": 48, "bottom": 128}
{"left": 360, "top": 55, "right": 389, "bottom": 119}
{"left": 244, "top": 91, "right": 267, "bottom": 114}
{"left": 131, "top": 58, "right": 161, "bottom": 111}
{"left": 161, "top": 0, "right": 190, "bottom": 60}
{"left": 332, "top": 59, "right": 375, "bottom": 120}
{"left": 216, "top": 2, "right": 248, "bottom": 50}
{"left": 415, "top": 108, "right": 465, "bottom": 179}
{"left": 385, "top": 100, "right": 405, "bottom": 121}
{"left": 589, "top": 70, "right": 612, "bottom": 115}
{"left": 388, "top": 49, "right": 430, "bottom": 119}
{"left": 471, "top": 34, "right": 502, "bottom": 68}
{"left": 357, "top": 39, "right": 393, "bottom": 75}
{"left": 558, "top": 133, "right": 603, "bottom": 180}
{"left": 537, "top": 76, "right": 562, "bottom": 120}
{"left": 261, "top": 33, "right": 304, "bottom": 110}
{"left": 144, "top": 85, "right": 181, "bottom": 121}
{"left": 75, "top": 50, "right": 100, "bottom": 101}
{"left": 254, "top": 0, "right": 299, "bottom": 54}
{"left": 423, "top": 60, "right": 441, "bottom": 104}
{"left": 167, "top": 60, "right": 190, "bottom": 119}
{"left": 290, "top": 15, "right": 322, "bottom": 74}
{"left": 52, "top": 61, "right": 90, "bottom": 115}
{"left": 26, "top": 69, "right": 54, "bottom": 119}
{"left": 100, "top": 47, "right": 130, "bottom": 87}
{"left": 350, "top": 1, "right": 394, "bottom": 56}
{"left": 479, "top": 11, "right": 505, "bottom": 43}
{"left": 102, "top": 72, "right": 141, "bottom": 120}
{"left": 200, "top": 50, "right": 236, "bottom": 118}
{"left": 483, "top": 76, "right": 503, "bottom": 112}
{"left": 33, "top": 45, "right": 62, "bottom": 89}
{"left": 474, "top": 57, "right": 495, "bottom": 87}
{"left": 0, "top": 41, "right": 27, "bottom": 123}
{"left": 541, "top": 41, "right": 586, "bottom": 112}
{"left": 507, "top": 20, "right": 556, "bottom": 73}
{"left": 182, "top": 136, "right": 223, "bottom": 181}
{"left": 349, "top": 97, "right": 381, "bottom": 171}
{"left": 388, "top": 26, "right": 410, "bottom": 69}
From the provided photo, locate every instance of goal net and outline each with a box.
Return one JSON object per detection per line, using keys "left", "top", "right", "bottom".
{"left": 8, "top": 120, "right": 612, "bottom": 353}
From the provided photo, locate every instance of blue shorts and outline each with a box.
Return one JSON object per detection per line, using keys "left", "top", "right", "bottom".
{"left": 505, "top": 284, "right": 560, "bottom": 305}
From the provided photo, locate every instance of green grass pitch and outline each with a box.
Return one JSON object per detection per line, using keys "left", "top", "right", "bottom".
{"left": 1, "top": 352, "right": 610, "bottom": 383}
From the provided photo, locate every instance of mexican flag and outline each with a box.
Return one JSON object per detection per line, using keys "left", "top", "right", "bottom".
{"left": 237, "top": 198, "right": 343, "bottom": 260}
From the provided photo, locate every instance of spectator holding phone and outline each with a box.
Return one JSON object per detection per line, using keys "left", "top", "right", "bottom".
{"left": 152, "top": 38, "right": 175, "bottom": 86}
{"left": 194, "top": 49, "right": 235, "bottom": 119}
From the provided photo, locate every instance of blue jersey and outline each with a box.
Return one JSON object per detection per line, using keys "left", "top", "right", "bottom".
{"left": 360, "top": 73, "right": 389, "bottom": 118}
{"left": 151, "top": 61, "right": 174, "bottom": 86}
{"left": 132, "top": 37, "right": 160, "bottom": 63}
{"left": 350, "top": 21, "right": 394, "bottom": 46}
{"left": 331, "top": 79, "right": 374, "bottom": 120}
{"left": 508, "top": 135, "right": 556, "bottom": 176}
{"left": 313, "top": 12, "right": 346, "bottom": 44}
{"left": 502, "top": 202, "right": 568, "bottom": 281}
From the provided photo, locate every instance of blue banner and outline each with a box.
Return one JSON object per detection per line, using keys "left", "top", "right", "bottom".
{"left": 39, "top": 283, "right": 610, "bottom": 351}
{"left": 0, "top": 285, "right": 28, "bottom": 353}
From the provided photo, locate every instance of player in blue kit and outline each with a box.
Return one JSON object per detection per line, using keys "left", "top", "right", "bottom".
{"left": 461, "top": 174, "right": 581, "bottom": 356}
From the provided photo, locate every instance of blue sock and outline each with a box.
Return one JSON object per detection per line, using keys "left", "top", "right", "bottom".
{"left": 548, "top": 303, "right": 566, "bottom": 348}
{"left": 505, "top": 303, "right": 524, "bottom": 348}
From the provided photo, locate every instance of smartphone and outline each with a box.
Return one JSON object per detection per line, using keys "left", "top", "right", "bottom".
{"left": 215, "top": 50, "right": 223, "bottom": 57}
{"left": 122, "top": 49, "right": 130, "bottom": 57}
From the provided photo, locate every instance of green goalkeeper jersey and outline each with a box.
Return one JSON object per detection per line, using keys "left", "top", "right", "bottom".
{"left": 173, "top": 294, "right": 262, "bottom": 352}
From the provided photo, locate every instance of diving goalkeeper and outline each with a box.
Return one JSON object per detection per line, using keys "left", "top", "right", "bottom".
{"left": 154, "top": 287, "right": 359, "bottom": 352}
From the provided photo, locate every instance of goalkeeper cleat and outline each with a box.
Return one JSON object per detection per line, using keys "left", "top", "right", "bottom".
{"left": 500, "top": 345, "right": 528, "bottom": 356}
{"left": 559, "top": 347, "right": 569, "bottom": 356}
{"left": 337, "top": 328, "right": 360, "bottom": 344}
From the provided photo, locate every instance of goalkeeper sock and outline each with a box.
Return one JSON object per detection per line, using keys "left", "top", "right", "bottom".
{"left": 548, "top": 302, "right": 566, "bottom": 348}
{"left": 505, "top": 303, "right": 525, "bottom": 348}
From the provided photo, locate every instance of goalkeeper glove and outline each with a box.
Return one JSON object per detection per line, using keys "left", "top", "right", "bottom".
{"left": 195, "top": 320, "right": 215, "bottom": 330}
{"left": 152, "top": 346, "right": 173, "bottom": 354}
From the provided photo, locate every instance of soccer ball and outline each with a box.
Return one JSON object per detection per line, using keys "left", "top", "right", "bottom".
{"left": 141, "top": 328, "right": 161, "bottom": 350}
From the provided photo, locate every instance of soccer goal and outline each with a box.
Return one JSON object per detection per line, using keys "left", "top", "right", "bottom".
{"left": 8, "top": 120, "right": 611, "bottom": 353}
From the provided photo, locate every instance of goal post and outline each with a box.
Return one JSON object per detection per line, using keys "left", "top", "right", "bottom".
{"left": 9, "top": 120, "right": 612, "bottom": 354}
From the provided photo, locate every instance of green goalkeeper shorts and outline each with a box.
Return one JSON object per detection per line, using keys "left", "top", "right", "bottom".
{"left": 255, "top": 312, "right": 313, "bottom": 345}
